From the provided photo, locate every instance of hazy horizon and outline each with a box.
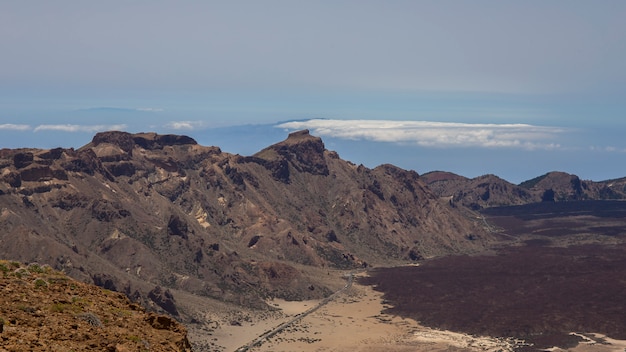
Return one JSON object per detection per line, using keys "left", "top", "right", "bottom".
{"left": 2, "top": 1, "right": 625, "bottom": 183}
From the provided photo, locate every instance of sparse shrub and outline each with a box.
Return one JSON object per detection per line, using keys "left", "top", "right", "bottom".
{"left": 77, "top": 312, "right": 102, "bottom": 327}
{"left": 33, "top": 278, "right": 48, "bottom": 288}
{"left": 47, "top": 276, "right": 69, "bottom": 285}
{"left": 14, "top": 268, "right": 29, "bottom": 279}
{"left": 27, "top": 263, "right": 44, "bottom": 273}
{"left": 127, "top": 335, "right": 142, "bottom": 342}
{"left": 71, "top": 295, "right": 91, "bottom": 306}
{"left": 50, "top": 303, "right": 68, "bottom": 313}
{"left": 42, "top": 264, "right": 53, "bottom": 274}
{"left": 50, "top": 303, "right": 81, "bottom": 313}
{"left": 0, "top": 263, "right": 8, "bottom": 274}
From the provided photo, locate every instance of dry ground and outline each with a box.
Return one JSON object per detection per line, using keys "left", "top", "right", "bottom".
{"left": 186, "top": 201, "right": 626, "bottom": 351}
{"left": 188, "top": 276, "right": 626, "bottom": 352}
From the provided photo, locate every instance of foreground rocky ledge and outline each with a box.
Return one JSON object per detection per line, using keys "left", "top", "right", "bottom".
{"left": 0, "top": 260, "right": 191, "bottom": 351}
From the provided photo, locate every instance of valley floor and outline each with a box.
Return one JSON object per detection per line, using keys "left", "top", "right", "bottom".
{"left": 186, "top": 201, "right": 626, "bottom": 352}
{"left": 188, "top": 271, "right": 626, "bottom": 352}
{"left": 189, "top": 274, "right": 514, "bottom": 352}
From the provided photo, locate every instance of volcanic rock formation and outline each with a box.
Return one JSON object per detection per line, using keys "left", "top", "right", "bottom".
{"left": 0, "top": 130, "right": 490, "bottom": 319}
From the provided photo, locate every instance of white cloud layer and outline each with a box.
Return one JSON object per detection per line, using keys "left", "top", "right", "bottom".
{"left": 0, "top": 124, "right": 31, "bottom": 131}
{"left": 33, "top": 124, "right": 128, "bottom": 133}
{"left": 277, "top": 119, "right": 565, "bottom": 150}
{"left": 164, "top": 121, "right": 204, "bottom": 130}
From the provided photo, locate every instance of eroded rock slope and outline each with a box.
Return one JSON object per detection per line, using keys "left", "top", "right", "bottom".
{"left": 0, "top": 130, "right": 490, "bottom": 316}
{"left": 0, "top": 260, "right": 191, "bottom": 351}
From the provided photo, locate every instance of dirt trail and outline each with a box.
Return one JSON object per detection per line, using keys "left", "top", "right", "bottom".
{"left": 235, "top": 273, "right": 354, "bottom": 351}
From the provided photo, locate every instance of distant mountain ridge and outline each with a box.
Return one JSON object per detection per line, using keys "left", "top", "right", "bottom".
{"left": 421, "top": 170, "right": 626, "bottom": 210}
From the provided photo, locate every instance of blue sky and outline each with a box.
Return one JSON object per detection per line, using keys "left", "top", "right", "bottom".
{"left": 1, "top": 1, "right": 625, "bottom": 183}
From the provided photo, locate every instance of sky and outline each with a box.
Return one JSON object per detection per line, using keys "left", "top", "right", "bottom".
{"left": 1, "top": 1, "right": 625, "bottom": 183}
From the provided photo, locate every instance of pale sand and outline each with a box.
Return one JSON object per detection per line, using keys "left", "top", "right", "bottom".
{"left": 212, "top": 278, "right": 511, "bottom": 352}
{"left": 189, "top": 279, "right": 626, "bottom": 352}
{"left": 542, "top": 333, "right": 626, "bottom": 352}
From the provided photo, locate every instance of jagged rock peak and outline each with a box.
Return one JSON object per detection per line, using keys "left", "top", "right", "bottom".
{"left": 90, "top": 131, "right": 197, "bottom": 152}
{"left": 254, "top": 129, "right": 324, "bottom": 159}
{"left": 282, "top": 129, "right": 320, "bottom": 144}
{"left": 269, "top": 129, "right": 325, "bottom": 152}
{"left": 254, "top": 129, "right": 329, "bottom": 176}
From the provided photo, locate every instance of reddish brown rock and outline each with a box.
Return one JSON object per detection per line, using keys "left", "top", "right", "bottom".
{"left": 0, "top": 261, "right": 191, "bottom": 351}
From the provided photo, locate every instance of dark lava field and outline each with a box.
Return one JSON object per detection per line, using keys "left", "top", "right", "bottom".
{"left": 360, "top": 201, "right": 626, "bottom": 351}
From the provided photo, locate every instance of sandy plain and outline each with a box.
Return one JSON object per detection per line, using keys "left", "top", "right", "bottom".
{"left": 252, "top": 283, "right": 519, "bottom": 352}
{"left": 201, "top": 275, "right": 516, "bottom": 352}
{"left": 188, "top": 274, "right": 626, "bottom": 352}
{"left": 184, "top": 201, "right": 626, "bottom": 351}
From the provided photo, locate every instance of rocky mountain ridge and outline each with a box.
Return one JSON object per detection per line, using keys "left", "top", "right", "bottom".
{"left": 422, "top": 170, "right": 626, "bottom": 210}
{"left": 0, "top": 130, "right": 490, "bottom": 321}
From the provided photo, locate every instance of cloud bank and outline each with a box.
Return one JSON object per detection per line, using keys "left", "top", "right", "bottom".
{"left": 277, "top": 119, "right": 565, "bottom": 150}
{"left": 33, "top": 124, "right": 128, "bottom": 133}
{"left": 164, "top": 121, "right": 205, "bottom": 130}
{"left": 0, "top": 124, "right": 31, "bottom": 131}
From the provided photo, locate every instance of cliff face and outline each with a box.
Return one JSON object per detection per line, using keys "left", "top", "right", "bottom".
{"left": 0, "top": 130, "right": 490, "bottom": 315}
{"left": 0, "top": 260, "right": 191, "bottom": 351}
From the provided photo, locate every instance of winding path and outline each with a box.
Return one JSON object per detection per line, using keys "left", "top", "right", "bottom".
{"left": 235, "top": 272, "right": 354, "bottom": 352}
